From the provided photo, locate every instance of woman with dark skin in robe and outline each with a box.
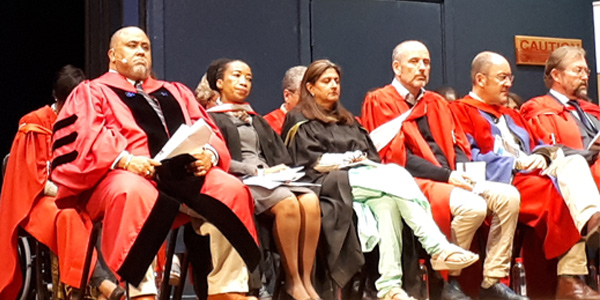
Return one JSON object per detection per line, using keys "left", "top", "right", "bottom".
{"left": 206, "top": 59, "right": 321, "bottom": 300}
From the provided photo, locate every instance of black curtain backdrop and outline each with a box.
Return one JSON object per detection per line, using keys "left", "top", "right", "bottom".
{"left": 0, "top": 1, "right": 85, "bottom": 157}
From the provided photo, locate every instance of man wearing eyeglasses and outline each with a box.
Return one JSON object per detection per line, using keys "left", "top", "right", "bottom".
{"left": 450, "top": 51, "right": 600, "bottom": 300}
{"left": 521, "top": 46, "right": 600, "bottom": 189}
{"left": 362, "top": 41, "right": 523, "bottom": 300}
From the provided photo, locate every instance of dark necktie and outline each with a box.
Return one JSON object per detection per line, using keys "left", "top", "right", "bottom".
{"left": 135, "top": 81, "right": 167, "bottom": 131}
{"left": 567, "top": 99, "right": 597, "bottom": 134}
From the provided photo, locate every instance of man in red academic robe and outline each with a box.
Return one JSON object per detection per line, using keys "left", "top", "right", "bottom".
{"left": 263, "top": 65, "right": 306, "bottom": 135}
{"left": 0, "top": 66, "right": 94, "bottom": 299}
{"left": 521, "top": 46, "right": 600, "bottom": 191}
{"left": 51, "top": 26, "right": 259, "bottom": 300}
{"left": 361, "top": 41, "right": 523, "bottom": 300}
{"left": 450, "top": 51, "right": 600, "bottom": 300}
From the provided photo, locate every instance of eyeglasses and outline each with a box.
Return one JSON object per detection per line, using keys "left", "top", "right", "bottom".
{"left": 564, "top": 67, "right": 591, "bottom": 77}
{"left": 483, "top": 73, "right": 514, "bottom": 83}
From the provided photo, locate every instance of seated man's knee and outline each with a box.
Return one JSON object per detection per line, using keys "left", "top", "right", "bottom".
{"left": 488, "top": 184, "right": 520, "bottom": 214}
{"left": 451, "top": 189, "right": 487, "bottom": 223}
{"left": 102, "top": 172, "right": 157, "bottom": 208}
{"left": 205, "top": 168, "right": 245, "bottom": 191}
{"left": 564, "top": 154, "right": 588, "bottom": 167}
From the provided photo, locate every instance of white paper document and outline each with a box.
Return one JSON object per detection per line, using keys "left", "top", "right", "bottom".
{"left": 314, "top": 151, "right": 379, "bottom": 173}
{"left": 242, "top": 166, "right": 319, "bottom": 189}
{"left": 154, "top": 119, "right": 215, "bottom": 161}
{"left": 456, "top": 161, "right": 487, "bottom": 184}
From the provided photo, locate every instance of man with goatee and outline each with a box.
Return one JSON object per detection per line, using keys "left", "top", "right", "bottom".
{"left": 521, "top": 46, "right": 600, "bottom": 191}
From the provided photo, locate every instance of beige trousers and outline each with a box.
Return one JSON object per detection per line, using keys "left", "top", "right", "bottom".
{"left": 128, "top": 263, "right": 157, "bottom": 297}
{"left": 448, "top": 181, "right": 520, "bottom": 279}
{"left": 546, "top": 155, "right": 600, "bottom": 275}
{"left": 198, "top": 222, "right": 249, "bottom": 295}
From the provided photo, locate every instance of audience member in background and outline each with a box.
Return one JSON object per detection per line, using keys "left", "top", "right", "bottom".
{"left": 449, "top": 51, "right": 600, "bottom": 300}
{"left": 521, "top": 46, "right": 600, "bottom": 190}
{"left": 506, "top": 92, "right": 523, "bottom": 111}
{"left": 196, "top": 74, "right": 220, "bottom": 109}
{"left": 51, "top": 27, "right": 259, "bottom": 300}
{"left": 264, "top": 65, "right": 307, "bottom": 134}
{"left": 283, "top": 59, "right": 479, "bottom": 300}
{"left": 361, "top": 41, "right": 523, "bottom": 300}
{"left": 434, "top": 85, "right": 458, "bottom": 102}
{"left": 206, "top": 58, "right": 321, "bottom": 300}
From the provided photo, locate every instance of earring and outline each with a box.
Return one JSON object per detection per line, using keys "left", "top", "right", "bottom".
{"left": 310, "top": 92, "right": 315, "bottom": 97}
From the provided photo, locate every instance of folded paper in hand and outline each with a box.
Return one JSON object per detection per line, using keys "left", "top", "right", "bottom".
{"left": 154, "top": 119, "right": 214, "bottom": 161}
{"left": 456, "top": 161, "right": 486, "bottom": 184}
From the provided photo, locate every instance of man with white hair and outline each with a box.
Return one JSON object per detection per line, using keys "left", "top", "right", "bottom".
{"left": 264, "top": 65, "right": 307, "bottom": 134}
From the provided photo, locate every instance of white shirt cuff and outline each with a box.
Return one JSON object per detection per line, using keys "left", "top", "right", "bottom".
{"left": 111, "top": 150, "right": 130, "bottom": 170}
{"left": 202, "top": 145, "right": 219, "bottom": 166}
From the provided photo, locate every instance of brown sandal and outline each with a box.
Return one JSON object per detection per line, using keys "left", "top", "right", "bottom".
{"left": 430, "top": 244, "right": 479, "bottom": 271}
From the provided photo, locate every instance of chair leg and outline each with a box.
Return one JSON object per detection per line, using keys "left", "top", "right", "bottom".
{"left": 159, "top": 228, "right": 180, "bottom": 300}
{"left": 34, "top": 241, "right": 51, "bottom": 299}
{"left": 172, "top": 250, "right": 189, "bottom": 300}
{"left": 74, "top": 222, "right": 101, "bottom": 300}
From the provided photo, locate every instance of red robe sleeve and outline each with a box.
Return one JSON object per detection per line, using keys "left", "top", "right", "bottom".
{"left": 361, "top": 85, "right": 409, "bottom": 166}
{"left": 579, "top": 100, "right": 600, "bottom": 119}
{"left": 521, "top": 95, "right": 585, "bottom": 148}
{"left": 51, "top": 81, "right": 129, "bottom": 201}
{"left": 263, "top": 108, "right": 286, "bottom": 135}
{"left": 0, "top": 106, "right": 55, "bottom": 300}
{"left": 361, "top": 86, "right": 404, "bottom": 131}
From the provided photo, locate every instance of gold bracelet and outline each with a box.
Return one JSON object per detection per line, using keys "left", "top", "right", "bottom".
{"left": 123, "top": 154, "right": 133, "bottom": 170}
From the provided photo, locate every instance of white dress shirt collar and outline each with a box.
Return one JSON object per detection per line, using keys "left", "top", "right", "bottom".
{"left": 391, "top": 78, "right": 425, "bottom": 103}
{"left": 549, "top": 89, "right": 570, "bottom": 105}
{"left": 468, "top": 91, "right": 485, "bottom": 102}
{"left": 109, "top": 69, "right": 137, "bottom": 86}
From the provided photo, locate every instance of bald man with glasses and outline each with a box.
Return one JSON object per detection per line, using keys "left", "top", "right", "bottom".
{"left": 451, "top": 51, "right": 600, "bottom": 300}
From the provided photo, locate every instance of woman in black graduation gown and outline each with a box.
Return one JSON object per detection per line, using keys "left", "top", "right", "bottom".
{"left": 281, "top": 60, "right": 478, "bottom": 300}
{"left": 205, "top": 59, "right": 321, "bottom": 300}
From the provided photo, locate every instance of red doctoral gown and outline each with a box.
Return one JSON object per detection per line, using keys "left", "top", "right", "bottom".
{"left": 0, "top": 106, "right": 92, "bottom": 299}
{"left": 361, "top": 85, "right": 472, "bottom": 237}
{"left": 263, "top": 107, "right": 286, "bottom": 135}
{"left": 51, "top": 72, "right": 257, "bottom": 285}
{"left": 521, "top": 94, "right": 600, "bottom": 189}
{"left": 449, "top": 96, "right": 579, "bottom": 259}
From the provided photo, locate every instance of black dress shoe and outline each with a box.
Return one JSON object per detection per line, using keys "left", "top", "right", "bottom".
{"left": 108, "top": 285, "right": 126, "bottom": 300}
{"left": 441, "top": 279, "right": 472, "bottom": 300}
{"left": 479, "top": 282, "right": 529, "bottom": 300}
